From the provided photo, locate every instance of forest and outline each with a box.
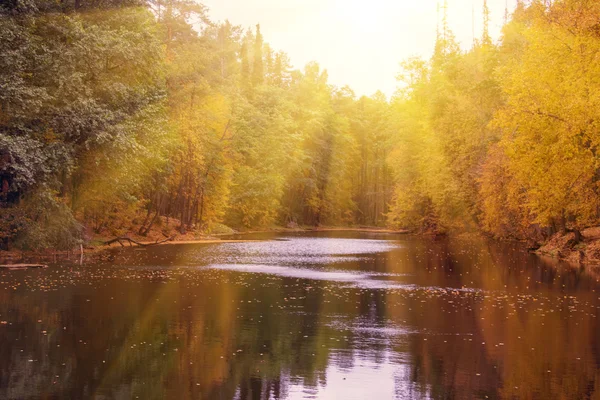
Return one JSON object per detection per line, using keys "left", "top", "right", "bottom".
{"left": 0, "top": 0, "right": 599, "bottom": 251}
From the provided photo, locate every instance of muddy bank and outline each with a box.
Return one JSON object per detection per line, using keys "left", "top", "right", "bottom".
{"left": 536, "top": 227, "right": 600, "bottom": 265}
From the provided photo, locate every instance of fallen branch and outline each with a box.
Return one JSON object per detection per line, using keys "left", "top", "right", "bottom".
{"left": 104, "top": 235, "right": 177, "bottom": 247}
{"left": 0, "top": 264, "right": 48, "bottom": 269}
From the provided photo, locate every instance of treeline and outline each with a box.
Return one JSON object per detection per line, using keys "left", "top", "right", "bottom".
{"left": 388, "top": 0, "right": 600, "bottom": 242}
{"left": 0, "top": 0, "right": 394, "bottom": 249}
{"left": 1, "top": 0, "right": 599, "bottom": 250}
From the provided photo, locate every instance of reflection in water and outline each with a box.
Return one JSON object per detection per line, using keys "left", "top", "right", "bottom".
{"left": 195, "top": 237, "right": 400, "bottom": 266}
{"left": 0, "top": 233, "right": 599, "bottom": 399}
{"left": 207, "top": 264, "right": 415, "bottom": 290}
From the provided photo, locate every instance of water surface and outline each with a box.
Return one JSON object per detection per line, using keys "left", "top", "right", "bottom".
{"left": 0, "top": 231, "right": 599, "bottom": 399}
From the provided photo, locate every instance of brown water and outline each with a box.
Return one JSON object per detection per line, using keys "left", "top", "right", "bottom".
{"left": 0, "top": 231, "right": 599, "bottom": 399}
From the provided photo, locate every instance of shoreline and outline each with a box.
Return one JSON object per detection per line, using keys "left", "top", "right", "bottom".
{"left": 5, "top": 225, "right": 598, "bottom": 267}
{"left": 534, "top": 228, "right": 600, "bottom": 266}
{"left": 0, "top": 226, "right": 410, "bottom": 264}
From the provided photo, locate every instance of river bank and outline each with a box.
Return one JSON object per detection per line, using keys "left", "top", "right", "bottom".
{"left": 535, "top": 227, "right": 600, "bottom": 265}
{"left": 0, "top": 225, "right": 410, "bottom": 265}
{"left": 4, "top": 223, "right": 600, "bottom": 268}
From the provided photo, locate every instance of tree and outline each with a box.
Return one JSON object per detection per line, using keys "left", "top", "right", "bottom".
{"left": 252, "top": 24, "right": 264, "bottom": 86}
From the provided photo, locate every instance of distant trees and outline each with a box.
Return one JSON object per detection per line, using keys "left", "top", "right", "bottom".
{"left": 0, "top": 0, "right": 400, "bottom": 250}
{"left": 387, "top": 24, "right": 501, "bottom": 233}
{"left": 1, "top": 0, "right": 599, "bottom": 249}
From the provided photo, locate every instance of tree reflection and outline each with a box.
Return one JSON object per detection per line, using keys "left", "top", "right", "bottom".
{"left": 0, "top": 237, "right": 599, "bottom": 399}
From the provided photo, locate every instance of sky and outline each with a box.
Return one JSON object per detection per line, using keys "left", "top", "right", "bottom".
{"left": 201, "top": 0, "right": 518, "bottom": 98}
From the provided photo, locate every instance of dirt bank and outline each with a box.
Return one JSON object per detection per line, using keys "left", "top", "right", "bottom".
{"left": 536, "top": 227, "right": 600, "bottom": 265}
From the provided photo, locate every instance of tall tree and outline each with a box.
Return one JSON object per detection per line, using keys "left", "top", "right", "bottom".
{"left": 252, "top": 24, "right": 264, "bottom": 86}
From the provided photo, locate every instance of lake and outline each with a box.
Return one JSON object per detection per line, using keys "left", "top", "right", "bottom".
{"left": 0, "top": 231, "right": 598, "bottom": 399}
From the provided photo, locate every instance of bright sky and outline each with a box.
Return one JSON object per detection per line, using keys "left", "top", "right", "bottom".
{"left": 201, "top": 0, "right": 518, "bottom": 98}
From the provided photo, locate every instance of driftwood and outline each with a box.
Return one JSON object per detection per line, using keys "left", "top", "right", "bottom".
{"left": 0, "top": 264, "right": 48, "bottom": 269}
{"left": 104, "top": 234, "right": 176, "bottom": 248}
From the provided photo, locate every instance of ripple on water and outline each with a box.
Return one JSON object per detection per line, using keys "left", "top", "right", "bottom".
{"left": 326, "top": 319, "right": 417, "bottom": 337}
{"left": 207, "top": 264, "right": 374, "bottom": 282}
{"left": 193, "top": 237, "right": 400, "bottom": 266}
{"left": 204, "top": 264, "right": 490, "bottom": 295}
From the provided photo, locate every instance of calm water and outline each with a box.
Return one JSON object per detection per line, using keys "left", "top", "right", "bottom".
{"left": 1, "top": 232, "right": 599, "bottom": 399}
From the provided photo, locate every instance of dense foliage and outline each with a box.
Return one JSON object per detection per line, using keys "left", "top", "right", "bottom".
{"left": 389, "top": 0, "right": 600, "bottom": 240}
{"left": 1, "top": 0, "right": 599, "bottom": 249}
